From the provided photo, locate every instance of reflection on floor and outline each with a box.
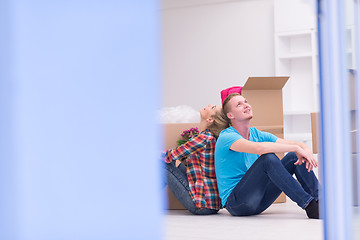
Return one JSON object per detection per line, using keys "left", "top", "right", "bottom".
{"left": 164, "top": 198, "right": 323, "bottom": 240}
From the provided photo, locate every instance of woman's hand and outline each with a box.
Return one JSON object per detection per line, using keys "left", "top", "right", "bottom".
{"left": 175, "top": 160, "right": 182, "bottom": 167}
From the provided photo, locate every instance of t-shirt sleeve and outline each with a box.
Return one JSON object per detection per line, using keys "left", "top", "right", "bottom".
{"left": 254, "top": 128, "right": 278, "bottom": 143}
{"left": 217, "top": 129, "right": 243, "bottom": 150}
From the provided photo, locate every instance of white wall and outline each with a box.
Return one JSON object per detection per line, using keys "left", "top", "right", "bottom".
{"left": 162, "top": 0, "right": 275, "bottom": 110}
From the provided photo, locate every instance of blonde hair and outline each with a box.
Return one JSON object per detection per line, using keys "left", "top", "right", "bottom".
{"left": 208, "top": 111, "right": 230, "bottom": 138}
{"left": 222, "top": 92, "right": 241, "bottom": 123}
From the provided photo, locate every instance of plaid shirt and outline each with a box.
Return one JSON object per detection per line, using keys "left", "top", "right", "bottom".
{"left": 163, "top": 129, "right": 221, "bottom": 210}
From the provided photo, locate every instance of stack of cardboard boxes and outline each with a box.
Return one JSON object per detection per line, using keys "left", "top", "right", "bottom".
{"left": 163, "top": 77, "right": 290, "bottom": 209}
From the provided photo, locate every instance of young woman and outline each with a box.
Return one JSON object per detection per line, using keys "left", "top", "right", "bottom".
{"left": 162, "top": 104, "right": 228, "bottom": 215}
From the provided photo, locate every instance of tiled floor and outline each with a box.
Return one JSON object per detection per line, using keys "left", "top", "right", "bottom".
{"left": 164, "top": 199, "right": 323, "bottom": 240}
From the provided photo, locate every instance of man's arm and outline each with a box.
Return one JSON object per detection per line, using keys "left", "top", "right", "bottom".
{"left": 230, "top": 138, "right": 300, "bottom": 155}
{"left": 275, "top": 138, "right": 318, "bottom": 170}
{"left": 230, "top": 138, "right": 318, "bottom": 171}
{"left": 276, "top": 138, "right": 311, "bottom": 152}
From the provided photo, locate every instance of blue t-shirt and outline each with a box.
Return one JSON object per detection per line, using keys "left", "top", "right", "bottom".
{"left": 214, "top": 126, "right": 278, "bottom": 207}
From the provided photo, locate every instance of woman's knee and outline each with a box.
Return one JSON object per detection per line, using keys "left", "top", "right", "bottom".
{"left": 192, "top": 208, "right": 219, "bottom": 215}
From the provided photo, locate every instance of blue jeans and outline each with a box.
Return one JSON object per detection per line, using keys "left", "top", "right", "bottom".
{"left": 164, "top": 161, "right": 218, "bottom": 215}
{"left": 226, "top": 152, "right": 319, "bottom": 216}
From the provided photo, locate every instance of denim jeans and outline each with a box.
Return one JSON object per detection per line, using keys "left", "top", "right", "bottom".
{"left": 164, "top": 161, "right": 218, "bottom": 215}
{"left": 226, "top": 152, "right": 319, "bottom": 216}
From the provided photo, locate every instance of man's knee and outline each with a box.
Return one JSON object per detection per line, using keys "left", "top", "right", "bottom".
{"left": 282, "top": 152, "right": 298, "bottom": 165}
{"left": 286, "top": 152, "right": 297, "bottom": 159}
{"left": 256, "top": 153, "right": 282, "bottom": 169}
{"left": 260, "top": 153, "right": 279, "bottom": 162}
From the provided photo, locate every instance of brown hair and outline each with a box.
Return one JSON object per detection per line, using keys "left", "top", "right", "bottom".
{"left": 222, "top": 93, "right": 241, "bottom": 122}
{"left": 207, "top": 111, "right": 230, "bottom": 138}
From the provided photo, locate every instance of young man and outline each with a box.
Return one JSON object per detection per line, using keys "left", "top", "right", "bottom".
{"left": 215, "top": 93, "right": 320, "bottom": 219}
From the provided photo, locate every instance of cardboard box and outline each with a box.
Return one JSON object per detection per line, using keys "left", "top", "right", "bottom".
{"left": 311, "top": 112, "right": 319, "bottom": 153}
{"left": 311, "top": 112, "right": 357, "bottom": 154}
{"left": 240, "top": 76, "right": 289, "bottom": 203}
{"left": 311, "top": 115, "right": 359, "bottom": 206}
{"left": 163, "top": 123, "right": 199, "bottom": 210}
{"left": 242, "top": 76, "right": 289, "bottom": 128}
{"left": 312, "top": 71, "right": 359, "bottom": 153}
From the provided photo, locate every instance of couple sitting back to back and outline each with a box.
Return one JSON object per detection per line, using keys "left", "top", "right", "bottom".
{"left": 162, "top": 87, "right": 320, "bottom": 219}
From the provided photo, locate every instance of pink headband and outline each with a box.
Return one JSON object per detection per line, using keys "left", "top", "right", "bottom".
{"left": 220, "top": 86, "right": 243, "bottom": 104}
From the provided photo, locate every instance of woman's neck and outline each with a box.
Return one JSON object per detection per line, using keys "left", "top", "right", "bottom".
{"left": 199, "top": 119, "right": 209, "bottom": 132}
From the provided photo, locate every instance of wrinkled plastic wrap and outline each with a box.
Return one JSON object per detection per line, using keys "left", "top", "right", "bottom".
{"left": 157, "top": 105, "right": 200, "bottom": 123}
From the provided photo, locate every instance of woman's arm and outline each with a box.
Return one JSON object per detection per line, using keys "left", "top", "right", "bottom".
{"left": 163, "top": 132, "right": 210, "bottom": 164}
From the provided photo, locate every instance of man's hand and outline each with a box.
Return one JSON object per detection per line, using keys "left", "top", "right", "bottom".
{"left": 295, "top": 147, "right": 318, "bottom": 171}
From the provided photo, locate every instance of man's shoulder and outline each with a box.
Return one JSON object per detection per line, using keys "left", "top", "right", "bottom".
{"left": 217, "top": 126, "right": 241, "bottom": 143}
{"left": 249, "top": 127, "right": 260, "bottom": 134}
{"left": 222, "top": 126, "right": 237, "bottom": 134}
